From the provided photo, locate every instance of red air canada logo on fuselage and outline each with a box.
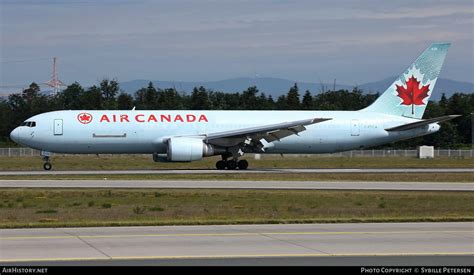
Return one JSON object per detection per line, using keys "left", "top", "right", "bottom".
{"left": 97, "top": 113, "right": 208, "bottom": 123}
{"left": 77, "top": 113, "right": 93, "bottom": 124}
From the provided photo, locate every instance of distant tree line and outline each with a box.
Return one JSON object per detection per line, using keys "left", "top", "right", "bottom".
{"left": 0, "top": 79, "right": 472, "bottom": 148}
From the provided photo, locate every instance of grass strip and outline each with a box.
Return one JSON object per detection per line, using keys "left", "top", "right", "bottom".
{"left": 0, "top": 188, "right": 472, "bottom": 228}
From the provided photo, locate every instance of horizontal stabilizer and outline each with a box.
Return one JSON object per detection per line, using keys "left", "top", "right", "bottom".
{"left": 385, "top": 115, "right": 461, "bottom": 132}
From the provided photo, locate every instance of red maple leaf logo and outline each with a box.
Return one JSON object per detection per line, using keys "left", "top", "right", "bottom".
{"left": 396, "top": 75, "right": 430, "bottom": 106}
{"left": 77, "top": 113, "right": 93, "bottom": 124}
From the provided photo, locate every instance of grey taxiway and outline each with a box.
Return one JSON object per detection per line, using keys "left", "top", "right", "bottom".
{"left": 0, "top": 222, "right": 472, "bottom": 266}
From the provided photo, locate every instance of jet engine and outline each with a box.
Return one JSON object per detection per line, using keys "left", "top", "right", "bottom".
{"left": 154, "top": 137, "right": 219, "bottom": 162}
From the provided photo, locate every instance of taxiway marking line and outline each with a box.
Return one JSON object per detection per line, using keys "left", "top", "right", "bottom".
{"left": 1, "top": 230, "right": 472, "bottom": 240}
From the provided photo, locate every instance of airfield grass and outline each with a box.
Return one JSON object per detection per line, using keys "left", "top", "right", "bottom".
{"left": 0, "top": 188, "right": 472, "bottom": 228}
{"left": 0, "top": 155, "right": 473, "bottom": 171}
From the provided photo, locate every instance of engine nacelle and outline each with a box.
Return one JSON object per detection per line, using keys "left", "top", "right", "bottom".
{"left": 164, "top": 137, "right": 215, "bottom": 162}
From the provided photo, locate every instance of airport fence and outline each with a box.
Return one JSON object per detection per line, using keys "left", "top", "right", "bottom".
{"left": 277, "top": 149, "right": 474, "bottom": 158}
{"left": 0, "top": 148, "right": 472, "bottom": 158}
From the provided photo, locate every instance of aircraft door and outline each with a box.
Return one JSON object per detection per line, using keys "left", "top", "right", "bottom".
{"left": 351, "top": 119, "right": 360, "bottom": 136}
{"left": 54, "top": 119, "right": 63, "bottom": 135}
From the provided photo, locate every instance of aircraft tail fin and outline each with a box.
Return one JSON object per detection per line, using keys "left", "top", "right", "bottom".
{"left": 362, "top": 43, "right": 450, "bottom": 119}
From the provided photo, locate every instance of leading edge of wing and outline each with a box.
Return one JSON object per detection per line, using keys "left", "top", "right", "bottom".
{"left": 205, "top": 117, "right": 332, "bottom": 141}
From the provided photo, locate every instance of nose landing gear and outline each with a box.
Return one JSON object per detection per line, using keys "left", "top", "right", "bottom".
{"left": 43, "top": 161, "right": 52, "bottom": 171}
{"left": 41, "top": 151, "right": 52, "bottom": 171}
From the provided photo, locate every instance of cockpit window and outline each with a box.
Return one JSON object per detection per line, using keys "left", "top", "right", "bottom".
{"left": 20, "top": 121, "right": 36, "bottom": 127}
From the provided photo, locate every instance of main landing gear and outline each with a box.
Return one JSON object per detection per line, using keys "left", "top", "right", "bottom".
{"left": 216, "top": 159, "right": 249, "bottom": 170}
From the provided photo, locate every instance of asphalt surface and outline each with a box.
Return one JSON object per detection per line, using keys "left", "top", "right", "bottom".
{"left": 9, "top": 255, "right": 474, "bottom": 266}
{"left": 0, "top": 223, "right": 472, "bottom": 265}
{"left": 1, "top": 168, "right": 473, "bottom": 176}
{"left": 0, "top": 179, "right": 473, "bottom": 191}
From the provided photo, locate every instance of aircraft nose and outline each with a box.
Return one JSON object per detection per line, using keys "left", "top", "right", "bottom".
{"left": 10, "top": 128, "right": 19, "bottom": 144}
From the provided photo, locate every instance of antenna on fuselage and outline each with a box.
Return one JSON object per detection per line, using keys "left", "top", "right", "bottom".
{"left": 132, "top": 106, "right": 136, "bottom": 111}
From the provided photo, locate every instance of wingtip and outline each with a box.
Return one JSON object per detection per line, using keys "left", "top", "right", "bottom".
{"left": 430, "top": 42, "right": 451, "bottom": 48}
{"left": 314, "top": 118, "right": 333, "bottom": 122}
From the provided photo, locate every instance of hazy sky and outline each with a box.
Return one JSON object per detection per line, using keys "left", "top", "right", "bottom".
{"left": 1, "top": 0, "right": 473, "bottom": 90}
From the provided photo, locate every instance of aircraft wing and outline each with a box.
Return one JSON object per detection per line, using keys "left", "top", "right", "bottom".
{"left": 205, "top": 117, "right": 331, "bottom": 148}
{"left": 385, "top": 115, "right": 461, "bottom": 132}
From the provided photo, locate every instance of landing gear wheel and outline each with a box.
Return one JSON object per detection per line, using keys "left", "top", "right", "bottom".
{"left": 226, "top": 160, "right": 237, "bottom": 170}
{"left": 237, "top": 159, "right": 248, "bottom": 170}
{"left": 43, "top": 162, "right": 52, "bottom": 171}
{"left": 216, "top": 160, "right": 227, "bottom": 170}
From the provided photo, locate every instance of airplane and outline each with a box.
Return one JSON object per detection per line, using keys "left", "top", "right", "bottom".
{"left": 10, "top": 43, "right": 460, "bottom": 170}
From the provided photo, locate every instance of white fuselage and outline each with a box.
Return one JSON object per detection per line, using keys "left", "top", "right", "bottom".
{"left": 10, "top": 110, "right": 439, "bottom": 155}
